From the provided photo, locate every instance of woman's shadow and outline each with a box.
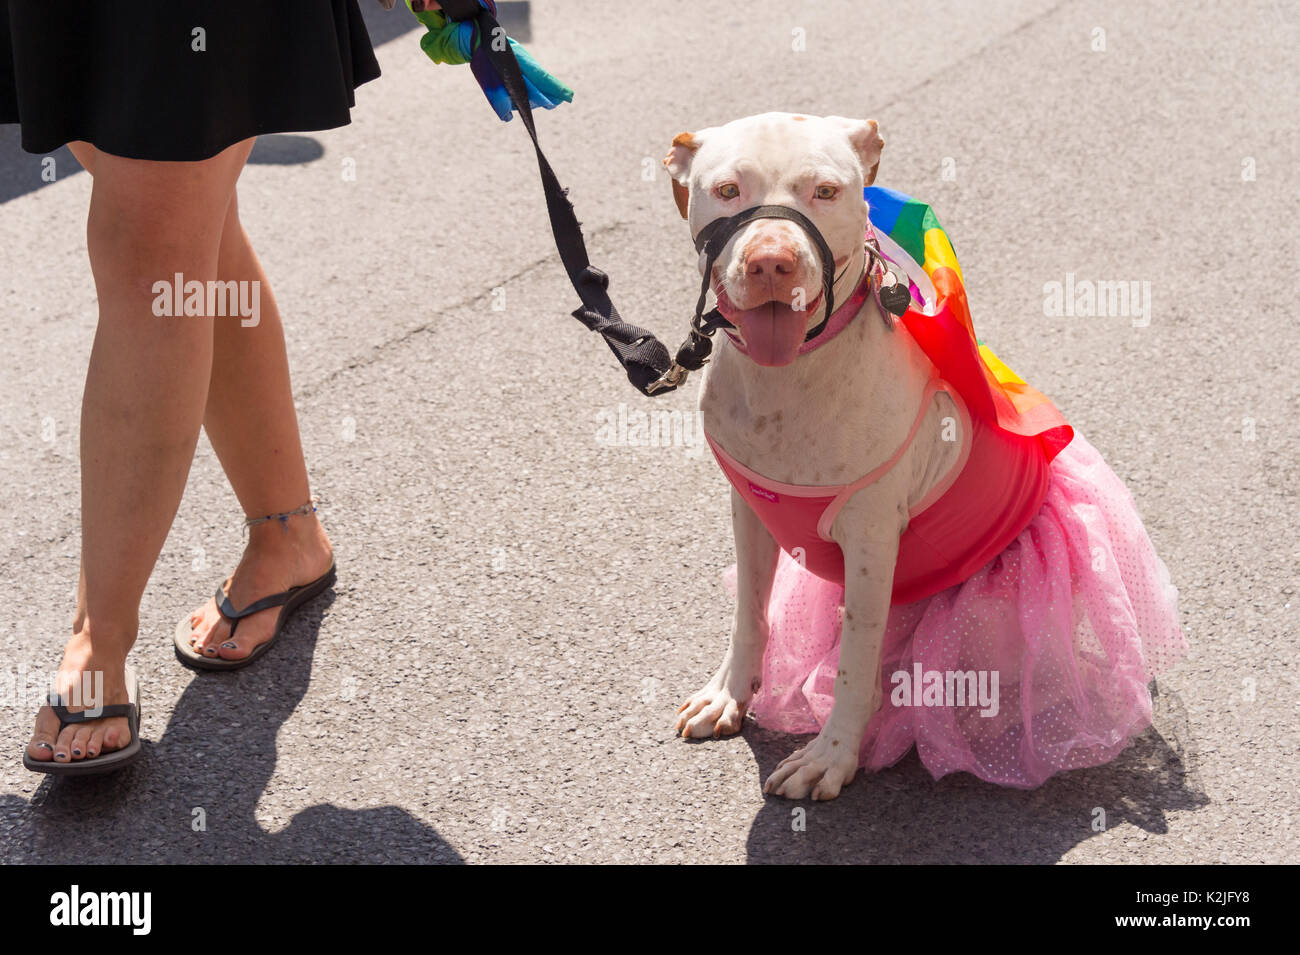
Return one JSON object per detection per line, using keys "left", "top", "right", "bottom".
{"left": 742, "top": 682, "right": 1208, "bottom": 864}
{"left": 6, "top": 590, "right": 462, "bottom": 864}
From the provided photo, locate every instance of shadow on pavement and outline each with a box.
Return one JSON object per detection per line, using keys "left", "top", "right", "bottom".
{"left": 360, "top": 1, "right": 532, "bottom": 45}
{"left": 359, "top": 1, "right": 421, "bottom": 47}
{"left": 0, "top": 127, "right": 80, "bottom": 205}
{"left": 248, "top": 134, "right": 326, "bottom": 166}
{"left": 742, "top": 683, "right": 1209, "bottom": 864}
{"left": 3, "top": 590, "right": 462, "bottom": 864}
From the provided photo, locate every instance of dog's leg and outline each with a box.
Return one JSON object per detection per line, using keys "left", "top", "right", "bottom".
{"left": 675, "top": 487, "right": 779, "bottom": 739}
{"left": 763, "top": 519, "right": 898, "bottom": 800}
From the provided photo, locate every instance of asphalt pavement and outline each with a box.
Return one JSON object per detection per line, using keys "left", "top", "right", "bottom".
{"left": 0, "top": 0, "right": 1296, "bottom": 864}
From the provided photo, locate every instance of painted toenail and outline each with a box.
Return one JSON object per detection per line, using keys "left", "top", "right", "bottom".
{"left": 55, "top": 752, "right": 67, "bottom": 760}
{"left": 72, "top": 748, "right": 81, "bottom": 756}
{"left": 221, "top": 642, "right": 237, "bottom": 650}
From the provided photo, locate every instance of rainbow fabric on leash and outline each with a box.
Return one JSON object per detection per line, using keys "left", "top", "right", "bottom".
{"left": 408, "top": 0, "right": 573, "bottom": 121}
{"left": 866, "top": 185, "right": 1074, "bottom": 461}
{"left": 407, "top": 0, "right": 675, "bottom": 395}
{"left": 409, "top": 2, "right": 1056, "bottom": 409}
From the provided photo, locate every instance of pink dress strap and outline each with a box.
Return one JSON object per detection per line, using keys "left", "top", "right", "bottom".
{"left": 815, "top": 375, "right": 945, "bottom": 541}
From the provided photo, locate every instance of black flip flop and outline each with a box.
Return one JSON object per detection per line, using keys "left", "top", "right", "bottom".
{"left": 23, "top": 666, "right": 142, "bottom": 776}
{"left": 173, "top": 564, "right": 336, "bottom": 671}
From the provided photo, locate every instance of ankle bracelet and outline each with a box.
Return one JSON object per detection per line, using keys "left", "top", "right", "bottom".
{"left": 243, "top": 497, "right": 319, "bottom": 534}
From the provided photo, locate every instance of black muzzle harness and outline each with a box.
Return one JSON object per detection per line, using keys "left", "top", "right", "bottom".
{"left": 436, "top": 0, "right": 911, "bottom": 396}
{"left": 650, "top": 205, "right": 841, "bottom": 393}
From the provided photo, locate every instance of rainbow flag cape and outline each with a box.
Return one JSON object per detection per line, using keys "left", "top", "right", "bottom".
{"left": 865, "top": 186, "right": 1074, "bottom": 461}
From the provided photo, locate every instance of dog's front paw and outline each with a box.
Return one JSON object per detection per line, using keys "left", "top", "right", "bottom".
{"left": 675, "top": 670, "right": 759, "bottom": 740}
{"left": 763, "top": 729, "right": 861, "bottom": 801}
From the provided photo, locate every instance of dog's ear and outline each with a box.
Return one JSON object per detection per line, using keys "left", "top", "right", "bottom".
{"left": 663, "top": 130, "right": 704, "bottom": 219}
{"left": 826, "top": 117, "right": 884, "bottom": 186}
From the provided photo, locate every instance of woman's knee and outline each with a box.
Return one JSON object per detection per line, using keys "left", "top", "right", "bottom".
{"left": 85, "top": 139, "right": 254, "bottom": 275}
{"left": 217, "top": 190, "right": 249, "bottom": 262}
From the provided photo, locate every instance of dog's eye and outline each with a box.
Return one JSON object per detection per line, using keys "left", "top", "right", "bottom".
{"left": 815, "top": 184, "right": 839, "bottom": 200}
{"left": 717, "top": 182, "right": 740, "bottom": 200}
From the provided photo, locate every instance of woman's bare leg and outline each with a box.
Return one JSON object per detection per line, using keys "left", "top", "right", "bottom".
{"left": 181, "top": 193, "right": 333, "bottom": 662}
{"left": 27, "top": 139, "right": 253, "bottom": 765}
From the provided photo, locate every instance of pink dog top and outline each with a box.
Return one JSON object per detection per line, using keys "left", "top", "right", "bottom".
{"left": 705, "top": 189, "right": 1075, "bottom": 604}
{"left": 706, "top": 370, "right": 1054, "bottom": 605}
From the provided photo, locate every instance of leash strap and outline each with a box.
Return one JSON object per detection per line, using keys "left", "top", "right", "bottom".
{"left": 436, "top": 0, "right": 675, "bottom": 395}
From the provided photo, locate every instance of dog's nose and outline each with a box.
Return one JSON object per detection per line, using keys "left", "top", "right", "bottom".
{"left": 745, "top": 244, "right": 799, "bottom": 277}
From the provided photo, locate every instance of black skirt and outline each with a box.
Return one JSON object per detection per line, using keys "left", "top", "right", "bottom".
{"left": 0, "top": 0, "right": 381, "bottom": 161}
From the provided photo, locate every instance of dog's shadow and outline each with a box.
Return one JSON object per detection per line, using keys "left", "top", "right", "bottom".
{"left": 741, "top": 682, "right": 1208, "bottom": 864}
{"left": 5, "top": 590, "right": 463, "bottom": 864}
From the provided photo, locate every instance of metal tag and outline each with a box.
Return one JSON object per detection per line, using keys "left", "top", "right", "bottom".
{"left": 878, "top": 272, "right": 912, "bottom": 317}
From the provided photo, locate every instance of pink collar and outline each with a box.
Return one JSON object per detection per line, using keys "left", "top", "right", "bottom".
{"left": 722, "top": 243, "right": 885, "bottom": 358}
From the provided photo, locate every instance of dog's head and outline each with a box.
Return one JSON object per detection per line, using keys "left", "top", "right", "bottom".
{"left": 664, "top": 112, "right": 883, "bottom": 367}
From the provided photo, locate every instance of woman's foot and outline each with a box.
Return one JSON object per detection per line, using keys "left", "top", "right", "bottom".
{"left": 26, "top": 630, "right": 133, "bottom": 765}
{"left": 182, "top": 515, "right": 333, "bottom": 662}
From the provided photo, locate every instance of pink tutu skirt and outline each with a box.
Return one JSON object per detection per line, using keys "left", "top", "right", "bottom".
{"left": 725, "top": 431, "right": 1188, "bottom": 788}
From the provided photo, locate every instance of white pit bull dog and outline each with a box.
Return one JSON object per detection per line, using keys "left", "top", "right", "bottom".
{"left": 666, "top": 112, "right": 966, "bottom": 800}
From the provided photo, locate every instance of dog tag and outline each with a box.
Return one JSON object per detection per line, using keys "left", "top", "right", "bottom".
{"left": 878, "top": 272, "right": 912, "bottom": 317}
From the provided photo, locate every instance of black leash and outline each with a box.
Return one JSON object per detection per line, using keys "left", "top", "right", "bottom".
{"left": 437, "top": 0, "right": 676, "bottom": 395}
{"left": 437, "top": 1, "right": 910, "bottom": 395}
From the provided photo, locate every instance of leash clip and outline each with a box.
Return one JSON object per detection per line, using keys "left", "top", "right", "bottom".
{"left": 646, "top": 363, "right": 690, "bottom": 395}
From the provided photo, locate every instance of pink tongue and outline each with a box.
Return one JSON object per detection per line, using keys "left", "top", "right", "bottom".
{"left": 732, "top": 302, "right": 808, "bottom": 366}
